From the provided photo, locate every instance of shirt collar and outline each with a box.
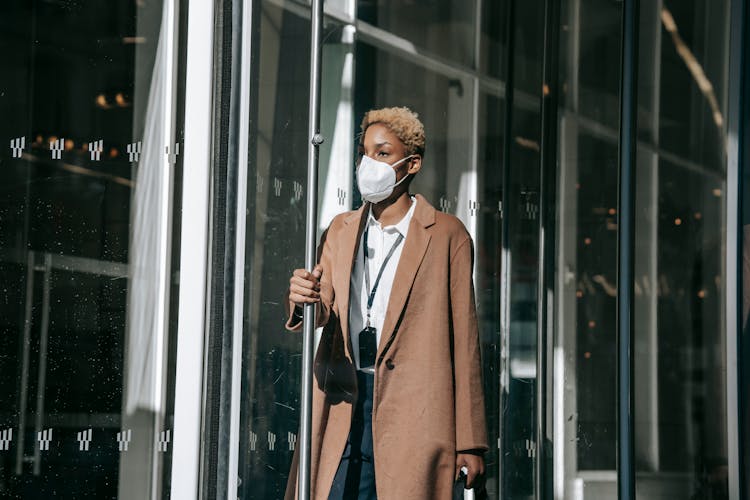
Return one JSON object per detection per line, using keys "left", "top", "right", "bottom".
{"left": 367, "top": 196, "right": 417, "bottom": 237}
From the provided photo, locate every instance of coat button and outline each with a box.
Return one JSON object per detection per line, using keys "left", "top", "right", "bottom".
{"left": 385, "top": 359, "right": 395, "bottom": 370}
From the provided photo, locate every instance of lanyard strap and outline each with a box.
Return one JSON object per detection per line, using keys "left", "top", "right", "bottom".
{"left": 363, "top": 225, "right": 404, "bottom": 326}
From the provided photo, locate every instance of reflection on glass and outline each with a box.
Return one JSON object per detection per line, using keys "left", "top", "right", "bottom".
{"left": 0, "top": 1, "right": 184, "bottom": 498}
{"left": 634, "top": 1, "right": 730, "bottom": 498}
{"left": 476, "top": 92, "right": 505, "bottom": 498}
{"left": 357, "top": 0, "right": 477, "bottom": 67}
{"left": 479, "top": 0, "right": 507, "bottom": 79}
{"left": 554, "top": 0, "right": 621, "bottom": 497}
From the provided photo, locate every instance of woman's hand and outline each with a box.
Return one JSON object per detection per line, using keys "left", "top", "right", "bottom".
{"left": 456, "top": 451, "right": 485, "bottom": 489}
{"left": 289, "top": 264, "right": 323, "bottom": 306}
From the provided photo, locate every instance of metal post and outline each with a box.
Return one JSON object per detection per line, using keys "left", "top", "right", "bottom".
{"left": 299, "top": 0, "right": 324, "bottom": 498}
{"left": 726, "top": 1, "right": 748, "bottom": 498}
{"left": 227, "top": 0, "right": 253, "bottom": 496}
{"left": 616, "top": 0, "right": 638, "bottom": 498}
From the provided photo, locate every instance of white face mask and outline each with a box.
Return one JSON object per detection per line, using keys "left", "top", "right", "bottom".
{"left": 356, "top": 154, "right": 414, "bottom": 203}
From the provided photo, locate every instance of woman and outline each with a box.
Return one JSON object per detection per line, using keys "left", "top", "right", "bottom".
{"left": 286, "top": 107, "right": 487, "bottom": 499}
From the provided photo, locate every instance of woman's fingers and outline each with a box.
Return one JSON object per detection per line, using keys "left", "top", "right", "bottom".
{"left": 289, "top": 293, "right": 319, "bottom": 304}
{"left": 290, "top": 275, "right": 319, "bottom": 291}
{"left": 293, "top": 268, "right": 321, "bottom": 283}
{"left": 289, "top": 268, "right": 322, "bottom": 306}
{"left": 465, "top": 468, "right": 478, "bottom": 488}
{"left": 291, "top": 270, "right": 320, "bottom": 287}
{"left": 289, "top": 284, "right": 319, "bottom": 297}
{"left": 311, "top": 264, "right": 323, "bottom": 279}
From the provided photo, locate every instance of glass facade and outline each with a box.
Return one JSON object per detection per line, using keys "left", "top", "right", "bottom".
{"left": 0, "top": 0, "right": 187, "bottom": 498}
{"left": 633, "top": 2, "right": 731, "bottom": 497}
{"left": 0, "top": 0, "right": 748, "bottom": 499}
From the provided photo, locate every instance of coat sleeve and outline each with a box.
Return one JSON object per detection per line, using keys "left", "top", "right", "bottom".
{"left": 284, "top": 226, "right": 335, "bottom": 331}
{"left": 450, "top": 236, "right": 489, "bottom": 453}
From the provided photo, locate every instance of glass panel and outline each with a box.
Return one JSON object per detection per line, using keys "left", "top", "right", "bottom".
{"left": 634, "top": 1, "right": 731, "bottom": 498}
{"left": 499, "top": 1, "right": 545, "bottom": 497}
{"left": 357, "top": 0, "right": 477, "bottom": 68}
{"left": 553, "top": 0, "right": 622, "bottom": 497}
{"left": 235, "top": 2, "right": 351, "bottom": 497}
{"left": 479, "top": 0, "right": 508, "bottom": 79}
{"left": 477, "top": 4, "right": 509, "bottom": 490}
{"left": 477, "top": 91, "right": 506, "bottom": 498}
{"left": 0, "top": 1, "right": 185, "bottom": 497}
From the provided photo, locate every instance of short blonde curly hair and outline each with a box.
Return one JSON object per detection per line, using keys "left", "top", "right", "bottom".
{"left": 360, "top": 106, "right": 425, "bottom": 157}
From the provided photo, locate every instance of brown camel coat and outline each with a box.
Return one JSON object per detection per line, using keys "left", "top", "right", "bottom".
{"left": 285, "top": 194, "right": 488, "bottom": 500}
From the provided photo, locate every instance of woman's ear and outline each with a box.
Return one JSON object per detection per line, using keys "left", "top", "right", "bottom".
{"left": 408, "top": 155, "right": 422, "bottom": 175}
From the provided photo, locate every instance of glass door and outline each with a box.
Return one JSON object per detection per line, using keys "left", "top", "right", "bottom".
{"left": 552, "top": 0, "right": 736, "bottom": 498}
{"left": 231, "top": 0, "right": 514, "bottom": 497}
{"left": 0, "top": 1, "right": 185, "bottom": 497}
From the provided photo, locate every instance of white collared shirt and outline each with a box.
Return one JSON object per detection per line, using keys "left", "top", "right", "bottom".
{"left": 349, "top": 197, "right": 417, "bottom": 373}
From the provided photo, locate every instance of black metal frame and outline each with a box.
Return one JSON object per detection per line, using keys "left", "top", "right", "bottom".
{"left": 536, "top": 0, "right": 561, "bottom": 498}
{"left": 616, "top": 1, "right": 638, "bottom": 499}
{"left": 738, "top": 0, "right": 750, "bottom": 495}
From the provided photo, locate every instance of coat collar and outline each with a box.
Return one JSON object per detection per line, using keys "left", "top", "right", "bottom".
{"left": 337, "top": 194, "right": 437, "bottom": 362}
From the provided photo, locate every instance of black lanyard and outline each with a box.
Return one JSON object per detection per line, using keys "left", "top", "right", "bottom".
{"left": 363, "top": 225, "right": 404, "bottom": 328}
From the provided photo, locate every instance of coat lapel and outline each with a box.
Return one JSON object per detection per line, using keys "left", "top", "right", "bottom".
{"left": 334, "top": 205, "right": 368, "bottom": 360}
{"left": 377, "top": 195, "right": 436, "bottom": 359}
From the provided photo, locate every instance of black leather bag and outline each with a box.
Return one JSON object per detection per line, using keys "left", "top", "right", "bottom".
{"left": 453, "top": 478, "right": 468, "bottom": 500}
